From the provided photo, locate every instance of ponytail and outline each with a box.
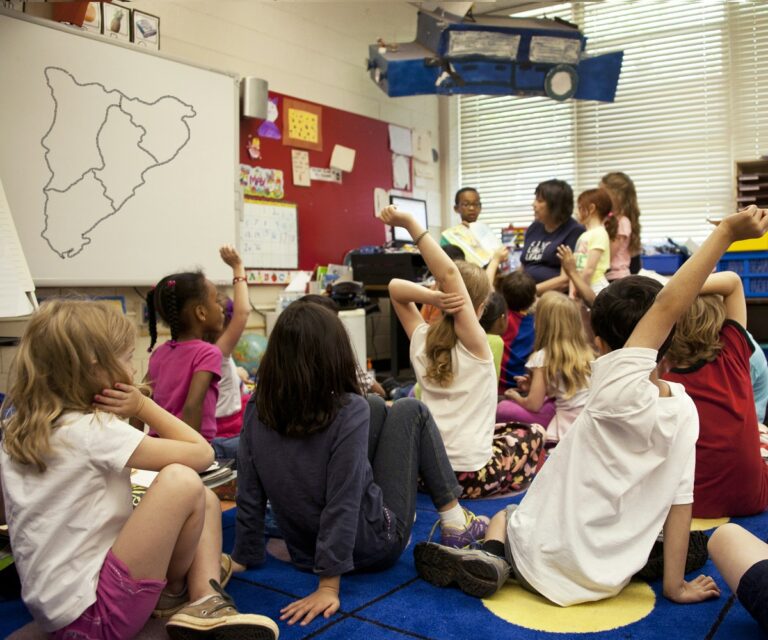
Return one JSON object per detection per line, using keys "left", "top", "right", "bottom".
{"left": 425, "top": 316, "right": 457, "bottom": 387}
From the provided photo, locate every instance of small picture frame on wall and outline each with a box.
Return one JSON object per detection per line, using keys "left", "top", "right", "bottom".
{"left": 131, "top": 10, "right": 160, "bottom": 50}
{"left": 80, "top": 2, "right": 102, "bottom": 33}
{"left": 102, "top": 3, "right": 131, "bottom": 42}
{"left": 1, "top": 0, "right": 25, "bottom": 11}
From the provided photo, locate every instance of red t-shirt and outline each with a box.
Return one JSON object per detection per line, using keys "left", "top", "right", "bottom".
{"left": 663, "top": 321, "right": 768, "bottom": 518}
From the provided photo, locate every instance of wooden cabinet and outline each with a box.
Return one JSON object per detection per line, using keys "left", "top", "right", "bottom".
{"left": 736, "top": 160, "right": 768, "bottom": 209}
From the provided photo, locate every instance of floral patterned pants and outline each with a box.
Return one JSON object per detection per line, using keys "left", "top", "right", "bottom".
{"left": 455, "top": 422, "right": 545, "bottom": 499}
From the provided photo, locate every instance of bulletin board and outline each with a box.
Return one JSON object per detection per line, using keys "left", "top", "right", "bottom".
{"left": 240, "top": 92, "right": 397, "bottom": 270}
{"left": 241, "top": 199, "right": 298, "bottom": 269}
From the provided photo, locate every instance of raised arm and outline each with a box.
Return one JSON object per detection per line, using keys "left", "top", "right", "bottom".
{"left": 699, "top": 271, "right": 747, "bottom": 326}
{"left": 557, "top": 245, "right": 596, "bottom": 306}
{"left": 379, "top": 206, "right": 489, "bottom": 358}
{"left": 216, "top": 245, "right": 249, "bottom": 357}
{"left": 626, "top": 206, "right": 768, "bottom": 351}
{"left": 486, "top": 245, "right": 510, "bottom": 286}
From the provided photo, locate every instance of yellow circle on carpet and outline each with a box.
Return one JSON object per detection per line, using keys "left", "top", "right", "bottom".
{"left": 691, "top": 517, "right": 729, "bottom": 531}
{"left": 483, "top": 580, "right": 655, "bottom": 633}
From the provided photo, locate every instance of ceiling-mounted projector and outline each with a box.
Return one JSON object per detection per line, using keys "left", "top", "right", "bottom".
{"left": 367, "top": 9, "right": 623, "bottom": 102}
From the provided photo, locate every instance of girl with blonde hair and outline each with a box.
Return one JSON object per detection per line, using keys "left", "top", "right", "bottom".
{"left": 0, "top": 299, "right": 277, "bottom": 640}
{"left": 503, "top": 291, "right": 594, "bottom": 443}
{"left": 601, "top": 171, "right": 642, "bottom": 278}
{"left": 379, "top": 206, "right": 545, "bottom": 498}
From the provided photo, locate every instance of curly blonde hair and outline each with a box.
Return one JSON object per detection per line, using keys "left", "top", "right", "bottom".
{"left": 1, "top": 299, "right": 136, "bottom": 472}
{"left": 666, "top": 295, "right": 725, "bottom": 368}
{"left": 425, "top": 261, "right": 491, "bottom": 387}
{"left": 533, "top": 292, "right": 594, "bottom": 399}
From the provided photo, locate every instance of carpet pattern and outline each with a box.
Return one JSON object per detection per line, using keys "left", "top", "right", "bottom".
{"left": 3, "top": 492, "right": 767, "bottom": 639}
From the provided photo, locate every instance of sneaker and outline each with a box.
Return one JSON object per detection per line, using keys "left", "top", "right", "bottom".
{"left": 166, "top": 580, "right": 278, "bottom": 640}
{"left": 414, "top": 542, "right": 510, "bottom": 598}
{"left": 153, "top": 554, "right": 235, "bottom": 618}
{"left": 439, "top": 508, "right": 490, "bottom": 548}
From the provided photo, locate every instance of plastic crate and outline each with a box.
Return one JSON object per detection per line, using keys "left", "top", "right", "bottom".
{"left": 641, "top": 254, "right": 687, "bottom": 275}
{"left": 716, "top": 251, "right": 768, "bottom": 298}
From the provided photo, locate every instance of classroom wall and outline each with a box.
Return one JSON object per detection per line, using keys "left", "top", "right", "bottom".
{"left": 0, "top": 1, "right": 443, "bottom": 393}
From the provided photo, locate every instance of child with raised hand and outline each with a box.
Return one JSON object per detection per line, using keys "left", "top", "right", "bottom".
{"left": 708, "top": 523, "right": 768, "bottom": 634}
{"left": 231, "top": 301, "right": 487, "bottom": 627}
{"left": 207, "top": 246, "right": 250, "bottom": 458}
{"left": 415, "top": 206, "right": 768, "bottom": 606}
{"left": 378, "top": 205, "right": 545, "bottom": 498}
{"left": 500, "top": 291, "right": 593, "bottom": 443}
{"left": 146, "top": 249, "right": 235, "bottom": 443}
{"left": 568, "top": 188, "right": 613, "bottom": 299}
{"left": 662, "top": 271, "right": 768, "bottom": 518}
{"left": 0, "top": 299, "right": 277, "bottom": 640}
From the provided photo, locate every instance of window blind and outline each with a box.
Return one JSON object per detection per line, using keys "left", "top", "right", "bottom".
{"left": 457, "top": 0, "right": 768, "bottom": 244}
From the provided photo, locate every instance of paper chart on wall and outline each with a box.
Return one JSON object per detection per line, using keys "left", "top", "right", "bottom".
{"left": 0, "top": 175, "right": 37, "bottom": 318}
{"left": 241, "top": 200, "right": 298, "bottom": 269}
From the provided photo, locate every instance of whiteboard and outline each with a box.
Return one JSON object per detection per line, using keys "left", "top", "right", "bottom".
{"left": 241, "top": 200, "right": 299, "bottom": 269}
{"left": 0, "top": 10, "right": 239, "bottom": 285}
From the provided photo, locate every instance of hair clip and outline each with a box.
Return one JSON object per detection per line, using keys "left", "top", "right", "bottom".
{"left": 606, "top": 211, "right": 615, "bottom": 218}
{"left": 167, "top": 279, "right": 176, "bottom": 288}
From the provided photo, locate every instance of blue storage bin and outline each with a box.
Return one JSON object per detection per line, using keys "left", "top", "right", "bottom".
{"left": 641, "top": 254, "right": 686, "bottom": 275}
{"left": 716, "top": 251, "right": 768, "bottom": 298}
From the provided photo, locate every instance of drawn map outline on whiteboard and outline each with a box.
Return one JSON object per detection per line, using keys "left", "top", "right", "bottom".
{"left": 40, "top": 67, "right": 196, "bottom": 258}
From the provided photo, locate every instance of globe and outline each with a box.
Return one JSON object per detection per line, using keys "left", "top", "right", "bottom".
{"left": 232, "top": 333, "right": 269, "bottom": 378}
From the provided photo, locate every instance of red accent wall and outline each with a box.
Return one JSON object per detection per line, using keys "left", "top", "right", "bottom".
{"left": 239, "top": 92, "right": 394, "bottom": 270}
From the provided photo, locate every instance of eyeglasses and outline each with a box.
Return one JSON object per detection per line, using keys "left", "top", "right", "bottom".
{"left": 459, "top": 201, "right": 482, "bottom": 208}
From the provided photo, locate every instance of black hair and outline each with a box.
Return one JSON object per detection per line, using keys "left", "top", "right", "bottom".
{"left": 499, "top": 271, "right": 536, "bottom": 312}
{"left": 480, "top": 292, "right": 507, "bottom": 332}
{"left": 443, "top": 244, "right": 466, "bottom": 261}
{"left": 295, "top": 294, "right": 340, "bottom": 314}
{"left": 255, "top": 302, "right": 361, "bottom": 437}
{"left": 454, "top": 187, "right": 479, "bottom": 206}
{"left": 147, "top": 271, "right": 207, "bottom": 351}
{"left": 590, "top": 275, "right": 674, "bottom": 359}
{"left": 535, "top": 179, "right": 574, "bottom": 226}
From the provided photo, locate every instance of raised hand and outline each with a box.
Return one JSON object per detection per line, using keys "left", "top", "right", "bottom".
{"left": 720, "top": 206, "right": 768, "bottom": 243}
{"left": 219, "top": 244, "right": 243, "bottom": 269}
{"left": 378, "top": 204, "right": 413, "bottom": 228}
{"left": 556, "top": 244, "right": 577, "bottom": 275}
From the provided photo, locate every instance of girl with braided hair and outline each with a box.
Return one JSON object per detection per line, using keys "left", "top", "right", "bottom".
{"left": 146, "top": 248, "right": 241, "bottom": 443}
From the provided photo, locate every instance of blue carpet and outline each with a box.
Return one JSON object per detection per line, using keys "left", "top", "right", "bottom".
{"left": 2, "top": 492, "right": 767, "bottom": 639}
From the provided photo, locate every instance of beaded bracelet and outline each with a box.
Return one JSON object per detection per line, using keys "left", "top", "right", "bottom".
{"left": 232, "top": 276, "right": 247, "bottom": 284}
{"left": 413, "top": 230, "right": 429, "bottom": 245}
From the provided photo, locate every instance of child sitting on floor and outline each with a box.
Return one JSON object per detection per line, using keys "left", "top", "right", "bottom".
{"left": 0, "top": 299, "right": 276, "bottom": 640}
{"left": 231, "top": 301, "right": 488, "bottom": 627}
{"left": 378, "top": 206, "right": 545, "bottom": 499}
{"left": 497, "top": 271, "right": 537, "bottom": 393}
{"left": 414, "top": 206, "right": 768, "bottom": 606}
{"left": 662, "top": 271, "right": 768, "bottom": 518}
{"left": 501, "top": 291, "right": 593, "bottom": 443}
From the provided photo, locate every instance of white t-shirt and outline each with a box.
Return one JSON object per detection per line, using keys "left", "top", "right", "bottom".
{"left": 0, "top": 412, "right": 145, "bottom": 631}
{"left": 410, "top": 323, "right": 497, "bottom": 471}
{"left": 216, "top": 355, "right": 243, "bottom": 418}
{"left": 508, "top": 347, "right": 697, "bottom": 606}
{"left": 526, "top": 349, "right": 590, "bottom": 442}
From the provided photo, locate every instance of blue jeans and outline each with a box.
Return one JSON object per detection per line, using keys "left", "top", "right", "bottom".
{"left": 366, "top": 396, "right": 462, "bottom": 554}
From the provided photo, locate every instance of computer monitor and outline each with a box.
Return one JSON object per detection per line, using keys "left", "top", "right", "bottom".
{"left": 389, "top": 195, "right": 429, "bottom": 244}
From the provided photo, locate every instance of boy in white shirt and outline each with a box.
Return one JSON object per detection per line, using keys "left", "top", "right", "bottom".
{"left": 415, "top": 206, "right": 768, "bottom": 606}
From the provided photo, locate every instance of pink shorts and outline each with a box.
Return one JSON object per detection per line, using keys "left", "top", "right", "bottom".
{"left": 52, "top": 550, "right": 166, "bottom": 640}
